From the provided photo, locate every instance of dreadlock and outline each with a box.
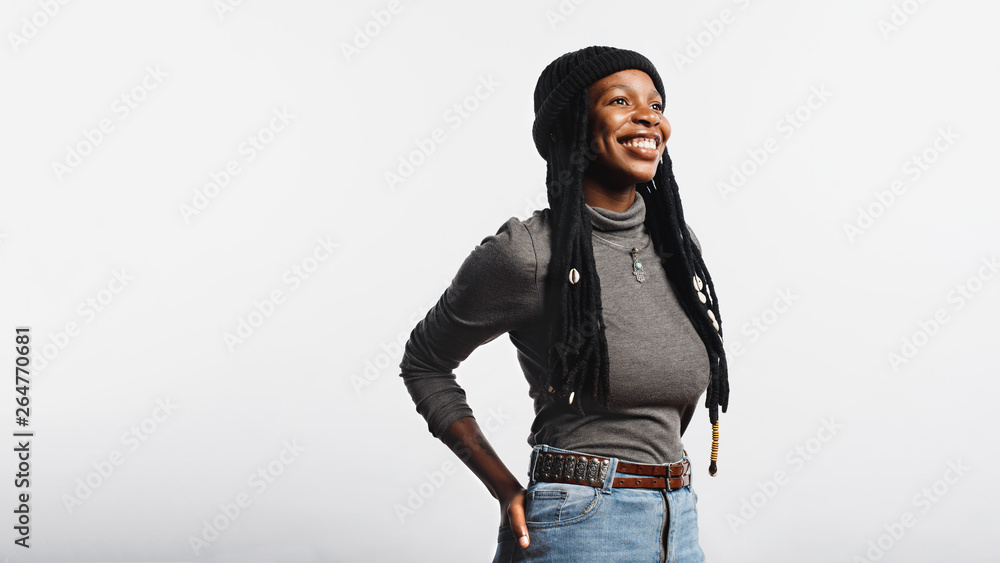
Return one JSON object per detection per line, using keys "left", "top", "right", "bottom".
{"left": 540, "top": 87, "right": 730, "bottom": 476}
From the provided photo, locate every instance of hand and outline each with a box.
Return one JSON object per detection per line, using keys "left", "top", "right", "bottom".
{"left": 499, "top": 486, "right": 529, "bottom": 548}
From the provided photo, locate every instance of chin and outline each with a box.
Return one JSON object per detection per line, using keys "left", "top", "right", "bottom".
{"left": 631, "top": 166, "right": 658, "bottom": 184}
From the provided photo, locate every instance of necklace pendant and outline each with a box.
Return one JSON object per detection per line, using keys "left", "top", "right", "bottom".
{"left": 631, "top": 248, "right": 645, "bottom": 283}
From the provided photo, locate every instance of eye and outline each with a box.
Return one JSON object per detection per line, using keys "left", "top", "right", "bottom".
{"left": 610, "top": 97, "right": 628, "bottom": 106}
{"left": 651, "top": 102, "right": 664, "bottom": 112}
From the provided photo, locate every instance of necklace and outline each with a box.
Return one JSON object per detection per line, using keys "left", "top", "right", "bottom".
{"left": 592, "top": 232, "right": 647, "bottom": 283}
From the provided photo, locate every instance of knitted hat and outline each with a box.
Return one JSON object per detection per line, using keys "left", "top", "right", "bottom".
{"left": 532, "top": 46, "right": 666, "bottom": 160}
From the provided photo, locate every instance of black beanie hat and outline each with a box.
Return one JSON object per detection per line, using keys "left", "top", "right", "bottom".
{"left": 532, "top": 45, "right": 666, "bottom": 160}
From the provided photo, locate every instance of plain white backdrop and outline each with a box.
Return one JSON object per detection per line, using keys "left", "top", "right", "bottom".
{"left": 1, "top": 0, "right": 998, "bottom": 561}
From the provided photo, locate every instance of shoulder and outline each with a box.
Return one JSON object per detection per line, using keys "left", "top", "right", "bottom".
{"left": 456, "top": 213, "right": 544, "bottom": 288}
{"left": 522, "top": 207, "right": 551, "bottom": 236}
{"left": 444, "top": 213, "right": 546, "bottom": 320}
{"left": 521, "top": 207, "right": 552, "bottom": 266}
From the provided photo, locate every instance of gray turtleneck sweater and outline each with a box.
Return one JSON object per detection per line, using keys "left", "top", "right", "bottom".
{"left": 398, "top": 194, "right": 710, "bottom": 465}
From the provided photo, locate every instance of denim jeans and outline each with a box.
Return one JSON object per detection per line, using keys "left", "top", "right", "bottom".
{"left": 492, "top": 444, "right": 706, "bottom": 563}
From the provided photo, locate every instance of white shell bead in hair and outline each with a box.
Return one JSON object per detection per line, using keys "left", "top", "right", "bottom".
{"left": 693, "top": 275, "right": 704, "bottom": 291}
{"left": 698, "top": 291, "right": 708, "bottom": 304}
{"left": 707, "top": 309, "right": 720, "bottom": 331}
{"left": 568, "top": 391, "right": 575, "bottom": 404}
{"left": 569, "top": 268, "right": 580, "bottom": 284}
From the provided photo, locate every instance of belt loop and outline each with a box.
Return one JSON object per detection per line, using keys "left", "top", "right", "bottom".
{"left": 527, "top": 445, "right": 544, "bottom": 484}
{"left": 528, "top": 444, "right": 552, "bottom": 484}
{"left": 685, "top": 454, "right": 693, "bottom": 488}
{"left": 601, "top": 456, "right": 618, "bottom": 494}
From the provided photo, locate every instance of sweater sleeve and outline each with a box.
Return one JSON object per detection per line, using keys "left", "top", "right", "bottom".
{"left": 398, "top": 217, "right": 540, "bottom": 439}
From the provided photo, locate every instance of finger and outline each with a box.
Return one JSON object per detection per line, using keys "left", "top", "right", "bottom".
{"left": 514, "top": 518, "right": 529, "bottom": 548}
{"left": 509, "top": 495, "right": 529, "bottom": 548}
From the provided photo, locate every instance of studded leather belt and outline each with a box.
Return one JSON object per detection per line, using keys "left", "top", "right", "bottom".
{"left": 532, "top": 451, "right": 691, "bottom": 491}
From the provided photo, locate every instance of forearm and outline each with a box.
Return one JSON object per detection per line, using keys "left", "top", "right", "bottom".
{"left": 439, "top": 416, "right": 523, "bottom": 501}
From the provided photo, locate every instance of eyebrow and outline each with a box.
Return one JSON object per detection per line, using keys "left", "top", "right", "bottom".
{"left": 595, "top": 83, "right": 662, "bottom": 101}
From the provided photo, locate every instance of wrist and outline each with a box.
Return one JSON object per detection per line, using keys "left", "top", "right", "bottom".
{"left": 494, "top": 478, "right": 525, "bottom": 501}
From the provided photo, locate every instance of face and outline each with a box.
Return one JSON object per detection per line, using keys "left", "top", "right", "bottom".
{"left": 584, "top": 69, "right": 670, "bottom": 191}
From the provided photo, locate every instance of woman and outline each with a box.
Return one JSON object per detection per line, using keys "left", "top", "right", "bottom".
{"left": 399, "top": 45, "right": 729, "bottom": 561}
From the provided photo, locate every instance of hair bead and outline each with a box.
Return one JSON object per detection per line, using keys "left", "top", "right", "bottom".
{"left": 709, "top": 420, "right": 719, "bottom": 476}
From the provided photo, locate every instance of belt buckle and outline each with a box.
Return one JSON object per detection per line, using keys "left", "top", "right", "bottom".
{"left": 533, "top": 451, "right": 610, "bottom": 489}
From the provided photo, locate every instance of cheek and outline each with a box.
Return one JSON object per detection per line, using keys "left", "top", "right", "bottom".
{"left": 591, "top": 127, "right": 618, "bottom": 157}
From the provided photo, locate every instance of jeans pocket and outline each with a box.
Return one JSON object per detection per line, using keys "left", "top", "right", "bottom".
{"left": 523, "top": 480, "right": 602, "bottom": 529}
{"left": 492, "top": 525, "right": 514, "bottom": 563}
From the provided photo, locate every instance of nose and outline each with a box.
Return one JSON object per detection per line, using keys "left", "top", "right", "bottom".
{"left": 633, "top": 105, "right": 660, "bottom": 127}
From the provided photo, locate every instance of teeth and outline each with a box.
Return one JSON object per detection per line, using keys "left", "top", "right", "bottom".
{"left": 622, "top": 138, "right": 657, "bottom": 149}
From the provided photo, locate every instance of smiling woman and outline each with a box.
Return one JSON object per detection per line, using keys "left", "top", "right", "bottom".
{"left": 399, "top": 45, "right": 729, "bottom": 562}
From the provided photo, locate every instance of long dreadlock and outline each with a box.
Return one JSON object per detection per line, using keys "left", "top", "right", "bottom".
{"left": 540, "top": 88, "right": 730, "bottom": 475}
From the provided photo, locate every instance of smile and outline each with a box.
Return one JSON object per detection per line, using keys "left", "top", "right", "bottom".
{"left": 620, "top": 137, "right": 657, "bottom": 149}
{"left": 617, "top": 134, "right": 661, "bottom": 159}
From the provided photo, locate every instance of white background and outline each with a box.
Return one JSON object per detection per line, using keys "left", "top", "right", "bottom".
{"left": 1, "top": 0, "right": 998, "bottom": 561}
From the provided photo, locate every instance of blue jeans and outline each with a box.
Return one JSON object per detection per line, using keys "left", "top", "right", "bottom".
{"left": 492, "top": 444, "right": 706, "bottom": 563}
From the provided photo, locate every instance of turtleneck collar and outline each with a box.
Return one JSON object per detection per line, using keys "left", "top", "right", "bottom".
{"left": 585, "top": 192, "right": 646, "bottom": 239}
